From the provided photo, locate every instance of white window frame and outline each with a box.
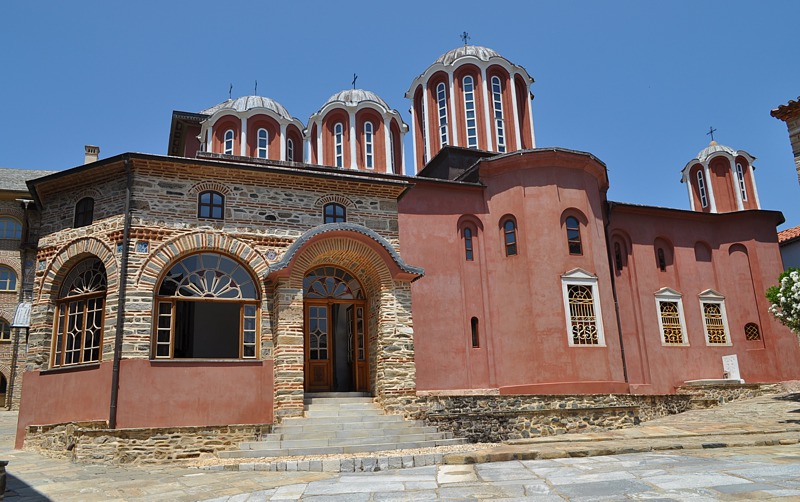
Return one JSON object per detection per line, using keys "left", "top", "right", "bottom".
{"left": 697, "top": 170, "right": 708, "bottom": 208}
{"left": 736, "top": 163, "right": 748, "bottom": 201}
{"left": 364, "top": 121, "right": 374, "bottom": 169}
{"left": 224, "top": 129, "right": 235, "bottom": 155}
{"left": 561, "top": 268, "right": 605, "bottom": 347}
{"left": 256, "top": 128, "right": 268, "bottom": 159}
{"left": 699, "top": 289, "right": 731, "bottom": 346}
{"left": 491, "top": 76, "right": 506, "bottom": 153}
{"left": 287, "top": 138, "right": 294, "bottom": 162}
{"left": 436, "top": 82, "right": 448, "bottom": 147}
{"left": 654, "top": 288, "right": 689, "bottom": 346}
{"left": 334, "top": 122, "right": 344, "bottom": 167}
{"left": 463, "top": 75, "right": 478, "bottom": 148}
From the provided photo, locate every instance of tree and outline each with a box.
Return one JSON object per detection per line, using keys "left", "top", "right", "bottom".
{"left": 767, "top": 268, "right": 800, "bottom": 336}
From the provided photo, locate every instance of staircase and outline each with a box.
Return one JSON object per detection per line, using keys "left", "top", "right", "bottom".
{"left": 218, "top": 392, "right": 466, "bottom": 460}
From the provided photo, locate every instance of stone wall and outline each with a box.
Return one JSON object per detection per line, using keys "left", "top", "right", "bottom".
{"left": 24, "top": 422, "right": 269, "bottom": 465}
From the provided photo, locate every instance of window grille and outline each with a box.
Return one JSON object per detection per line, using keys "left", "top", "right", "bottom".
{"left": 568, "top": 285, "right": 599, "bottom": 345}
{"left": 659, "top": 301, "right": 684, "bottom": 344}
{"left": 703, "top": 302, "right": 727, "bottom": 344}
{"left": 744, "top": 322, "right": 761, "bottom": 341}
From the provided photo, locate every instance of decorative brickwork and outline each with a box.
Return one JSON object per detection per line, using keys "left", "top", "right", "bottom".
{"left": 314, "top": 194, "right": 355, "bottom": 209}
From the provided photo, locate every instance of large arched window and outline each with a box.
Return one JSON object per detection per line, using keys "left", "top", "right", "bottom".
{"left": 436, "top": 82, "right": 449, "bottom": 147}
{"left": 154, "top": 253, "right": 259, "bottom": 359}
{"left": 0, "top": 267, "right": 17, "bottom": 291}
{"left": 323, "top": 202, "right": 346, "bottom": 223}
{"left": 74, "top": 197, "right": 94, "bottom": 228}
{"left": 334, "top": 123, "right": 344, "bottom": 168}
{"left": 52, "top": 258, "right": 107, "bottom": 367}
{"left": 502, "top": 218, "right": 517, "bottom": 256}
{"left": 224, "top": 129, "right": 235, "bottom": 155}
{"left": 198, "top": 190, "right": 224, "bottom": 220}
{"left": 491, "top": 76, "right": 506, "bottom": 153}
{"left": 257, "top": 128, "right": 268, "bottom": 159}
{"left": 565, "top": 216, "right": 582, "bottom": 255}
{"left": 0, "top": 217, "right": 22, "bottom": 240}
{"left": 364, "top": 121, "right": 374, "bottom": 169}
{"left": 696, "top": 170, "right": 708, "bottom": 208}
{"left": 463, "top": 76, "right": 478, "bottom": 148}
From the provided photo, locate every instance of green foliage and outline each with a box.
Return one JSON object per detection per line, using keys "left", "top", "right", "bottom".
{"left": 766, "top": 268, "right": 800, "bottom": 335}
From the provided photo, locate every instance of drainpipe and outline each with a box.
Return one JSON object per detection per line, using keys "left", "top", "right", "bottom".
{"left": 7, "top": 199, "right": 33, "bottom": 410}
{"left": 109, "top": 156, "right": 133, "bottom": 429}
{"left": 604, "top": 201, "right": 628, "bottom": 384}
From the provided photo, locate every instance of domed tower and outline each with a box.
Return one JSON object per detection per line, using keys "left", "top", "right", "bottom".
{"left": 306, "top": 89, "right": 408, "bottom": 174}
{"left": 681, "top": 140, "right": 761, "bottom": 213}
{"left": 405, "top": 45, "right": 536, "bottom": 172}
{"left": 198, "top": 96, "right": 305, "bottom": 162}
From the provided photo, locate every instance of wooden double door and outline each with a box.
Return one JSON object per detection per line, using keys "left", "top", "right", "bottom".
{"left": 304, "top": 300, "right": 368, "bottom": 392}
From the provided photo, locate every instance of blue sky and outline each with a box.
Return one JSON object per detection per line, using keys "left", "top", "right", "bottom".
{"left": 2, "top": 1, "right": 799, "bottom": 228}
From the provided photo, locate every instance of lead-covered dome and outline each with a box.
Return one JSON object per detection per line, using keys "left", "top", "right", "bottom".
{"left": 696, "top": 140, "right": 736, "bottom": 162}
{"left": 201, "top": 96, "right": 293, "bottom": 121}
{"left": 434, "top": 45, "right": 502, "bottom": 66}
{"left": 323, "top": 89, "right": 390, "bottom": 110}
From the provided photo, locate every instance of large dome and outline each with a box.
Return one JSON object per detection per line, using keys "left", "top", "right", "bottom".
{"left": 323, "top": 89, "right": 390, "bottom": 110}
{"left": 697, "top": 140, "right": 736, "bottom": 162}
{"left": 200, "top": 96, "right": 293, "bottom": 121}
{"left": 434, "top": 45, "right": 502, "bottom": 66}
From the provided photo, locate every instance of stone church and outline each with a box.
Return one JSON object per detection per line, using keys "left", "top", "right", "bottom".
{"left": 5, "top": 45, "right": 800, "bottom": 451}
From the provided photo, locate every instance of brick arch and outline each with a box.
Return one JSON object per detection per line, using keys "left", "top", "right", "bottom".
{"left": 0, "top": 307, "right": 14, "bottom": 324}
{"left": 69, "top": 187, "right": 104, "bottom": 207}
{"left": 0, "top": 364, "right": 10, "bottom": 383}
{"left": 136, "top": 231, "right": 269, "bottom": 290}
{"left": 314, "top": 194, "right": 354, "bottom": 209}
{"left": 187, "top": 181, "right": 233, "bottom": 197}
{"left": 38, "top": 237, "right": 118, "bottom": 302}
{"left": 0, "top": 257, "right": 21, "bottom": 278}
{"left": 0, "top": 207, "right": 24, "bottom": 220}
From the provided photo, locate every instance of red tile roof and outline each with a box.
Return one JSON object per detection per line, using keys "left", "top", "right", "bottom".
{"left": 779, "top": 225, "right": 800, "bottom": 244}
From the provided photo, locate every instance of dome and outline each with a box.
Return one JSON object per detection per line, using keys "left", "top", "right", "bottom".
{"left": 697, "top": 140, "right": 736, "bottom": 162}
{"left": 323, "top": 89, "right": 390, "bottom": 110}
{"left": 434, "top": 45, "right": 502, "bottom": 66}
{"left": 200, "top": 96, "right": 293, "bottom": 121}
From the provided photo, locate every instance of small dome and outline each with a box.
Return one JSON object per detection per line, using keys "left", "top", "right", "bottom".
{"left": 697, "top": 140, "right": 736, "bottom": 162}
{"left": 323, "top": 89, "right": 390, "bottom": 110}
{"left": 200, "top": 96, "right": 293, "bottom": 120}
{"left": 434, "top": 45, "right": 502, "bottom": 66}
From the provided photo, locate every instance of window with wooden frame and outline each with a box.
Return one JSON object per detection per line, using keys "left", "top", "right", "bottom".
{"left": 74, "top": 197, "right": 94, "bottom": 228}
{"left": 463, "top": 227, "right": 475, "bottom": 261}
{"left": 565, "top": 216, "right": 582, "bottom": 255}
{"left": 502, "top": 218, "right": 517, "bottom": 256}
{"left": 699, "top": 290, "right": 730, "bottom": 346}
{"left": 0, "top": 216, "right": 22, "bottom": 240}
{"left": 0, "top": 267, "right": 16, "bottom": 292}
{"left": 561, "top": 269, "right": 605, "bottom": 346}
{"left": 0, "top": 319, "right": 10, "bottom": 342}
{"left": 654, "top": 288, "right": 688, "bottom": 346}
{"left": 323, "top": 203, "right": 346, "bottom": 224}
{"left": 51, "top": 258, "right": 107, "bottom": 367}
{"left": 224, "top": 129, "right": 235, "bottom": 155}
{"left": 198, "top": 190, "right": 224, "bottom": 220}
{"left": 153, "top": 253, "right": 259, "bottom": 359}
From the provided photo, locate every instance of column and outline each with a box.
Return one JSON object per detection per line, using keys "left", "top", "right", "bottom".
{"left": 704, "top": 163, "right": 717, "bottom": 213}
{"left": 349, "top": 110, "right": 357, "bottom": 169}
{"left": 509, "top": 73, "right": 522, "bottom": 150}
{"left": 384, "top": 117, "right": 392, "bottom": 173}
{"left": 422, "top": 84, "right": 432, "bottom": 162}
{"left": 448, "top": 71, "right": 459, "bottom": 146}
{"left": 280, "top": 123, "right": 287, "bottom": 161}
{"left": 240, "top": 116, "right": 248, "bottom": 157}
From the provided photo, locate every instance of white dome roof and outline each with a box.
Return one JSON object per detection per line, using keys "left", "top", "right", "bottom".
{"left": 200, "top": 96, "right": 293, "bottom": 120}
{"left": 697, "top": 141, "right": 736, "bottom": 162}
{"left": 434, "top": 45, "right": 502, "bottom": 66}
{"left": 323, "top": 89, "right": 390, "bottom": 110}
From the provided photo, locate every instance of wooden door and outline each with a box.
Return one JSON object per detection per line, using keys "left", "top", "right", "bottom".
{"left": 305, "top": 303, "right": 332, "bottom": 391}
{"left": 352, "top": 304, "right": 369, "bottom": 392}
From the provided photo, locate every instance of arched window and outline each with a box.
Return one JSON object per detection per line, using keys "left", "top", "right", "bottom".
{"left": 491, "top": 76, "right": 505, "bottom": 153}
{"left": 697, "top": 170, "right": 708, "bottom": 208}
{"left": 566, "top": 216, "right": 582, "bottom": 255}
{"left": 736, "top": 163, "right": 747, "bottom": 201}
{"left": 436, "top": 82, "right": 448, "bottom": 147}
{"left": 699, "top": 290, "right": 729, "bottom": 345}
{"left": 198, "top": 191, "right": 224, "bottom": 220}
{"left": 364, "top": 121, "right": 374, "bottom": 169}
{"left": 744, "top": 322, "right": 761, "bottom": 341}
{"left": 471, "top": 317, "right": 479, "bottom": 348}
{"left": 257, "top": 128, "right": 268, "bottom": 159}
{"left": 567, "top": 285, "right": 598, "bottom": 345}
{"left": 155, "top": 253, "right": 259, "bottom": 359}
{"left": 0, "top": 267, "right": 17, "bottom": 292}
{"left": 52, "top": 258, "right": 107, "bottom": 367}
{"left": 463, "top": 227, "right": 474, "bottom": 261}
{"left": 224, "top": 129, "right": 235, "bottom": 155}
{"left": 502, "top": 218, "right": 517, "bottom": 256}
{"left": 614, "top": 242, "right": 623, "bottom": 271}
{"left": 389, "top": 130, "right": 396, "bottom": 174}
{"left": 463, "top": 76, "right": 478, "bottom": 148}
{"left": 323, "top": 202, "right": 346, "bottom": 224}
{"left": 657, "top": 248, "right": 667, "bottom": 272}
{"left": 0, "top": 217, "right": 22, "bottom": 240}
{"left": 287, "top": 138, "right": 295, "bottom": 162}
{"left": 0, "top": 318, "right": 10, "bottom": 342}
{"left": 74, "top": 197, "right": 94, "bottom": 227}
{"left": 334, "top": 123, "right": 344, "bottom": 168}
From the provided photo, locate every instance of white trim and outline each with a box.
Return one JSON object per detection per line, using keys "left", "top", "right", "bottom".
{"left": 384, "top": 117, "right": 393, "bottom": 173}
{"left": 349, "top": 111, "right": 357, "bottom": 169}
{"left": 654, "top": 288, "right": 689, "bottom": 347}
{"left": 699, "top": 289, "right": 731, "bottom": 347}
{"left": 316, "top": 119, "right": 323, "bottom": 165}
{"left": 223, "top": 129, "right": 234, "bottom": 155}
{"left": 409, "top": 106, "right": 418, "bottom": 173}
{"left": 422, "top": 84, "right": 431, "bottom": 162}
{"left": 240, "top": 116, "right": 248, "bottom": 157}
{"left": 686, "top": 175, "right": 696, "bottom": 211}
{"left": 703, "top": 163, "right": 717, "bottom": 212}
{"left": 448, "top": 71, "right": 459, "bottom": 146}
{"left": 732, "top": 162, "right": 744, "bottom": 210}
{"left": 481, "top": 68, "right": 494, "bottom": 152}
{"left": 509, "top": 72, "right": 522, "bottom": 150}
{"left": 279, "top": 123, "right": 287, "bottom": 160}
{"left": 560, "top": 269, "right": 606, "bottom": 347}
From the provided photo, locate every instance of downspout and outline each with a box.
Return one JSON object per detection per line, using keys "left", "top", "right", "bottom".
{"left": 7, "top": 199, "right": 32, "bottom": 410}
{"left": 604, "top": 201, "right": 628, "bottom": 384}
{"left": 109, "top": 156, "right": 133, "bottom": 429}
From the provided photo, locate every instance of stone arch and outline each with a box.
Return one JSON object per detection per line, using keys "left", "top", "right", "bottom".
{"left": 0, "top": 257, "right": 21, "bottom": 278}
{"left": 0, "top": 307, "right": 14, "bottom": 325}
{"left": 137, "top": 231, "right": 269, "bottom": 291}
{"left": 187, "top": 181, "right": 233, "bottom": 197}
{"left": 38, "top": 237, "right": 117, "bottom": 302}
{"left": 314, "top": 194, "right": 355, "bottom": 209}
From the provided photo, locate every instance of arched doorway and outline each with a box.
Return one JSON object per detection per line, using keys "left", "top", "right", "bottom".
{"left": 303, "top": 266, "right": 368, "bottom": 392}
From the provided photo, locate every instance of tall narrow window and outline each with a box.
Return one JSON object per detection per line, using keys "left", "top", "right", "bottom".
{"left": 257, "top": 128, "right": 268, "bottom": 159}
{"left": 502, "top": 219, "right": 517, "bottom": 256}
{"left": 463, "top": 76, "right": 478, "bottom": 148}
{"left": 561, "top": 270, "right": 605, "bottom": 346}
{"left": 463, "top": 227, "right": 474, "bottom": 261}
{"left": 52, "top": 258, "right": 107, "bottom": 367}
{"left": 198, "top": 191, "right": 224, "bottom": 220}
{"left": 334, "top": 123, "right": 344, "bottom": 167}
{"left": 0, "top": 217, "right": 22, "bottom": 240}
{"left": 0, "top": 267, "right": 16, "bottom": 291}
{"left": 364, "top": 121, "right": 374, "bottom": 169}
{"left": 436, "top": 82, "right": 448, "bottom": 147}
{"left": 566, "top": 216, "right": 582, "bottom": 255}
{"left": 0, "top": 319, "right": 10, "bottom": 342}
{"left": 491, "top": 76, "right": 506, "bottom": 153}
{"left": 614, "top": 242, "right": 623, "bottom": 271}
{"left": 389, "top": 131, "right": 396, "bottom": 173}
{"left": 419, "top": 103, "right": 428, "bottom": 163}
{"left": 323, "top": 203, "right": 346, "bottom": 223}
{"left": 287, "top": 138, "right": 295, "bottom": 162}
{"left": 697, "top": 170, "right": 708, "bottom": 208}
{"left": 224, "top": 129, "right": 234, "bottom": 155}
{"left": 700, "top": 290, "right": 730, "bottom": 345}
{"left": 655, "top": 288, "right": 688, "bottom": 346}
{"left": 74, "top": 197, "right": 94, "bottom": 227}
{"left": 736, "top": 163, "right": 748, "bottom": 201}
{"left": 657, "top": 248, "right": 666, "bottom": 272}
{"left": 471, "top": 317, "right": 479, "bottom": 348}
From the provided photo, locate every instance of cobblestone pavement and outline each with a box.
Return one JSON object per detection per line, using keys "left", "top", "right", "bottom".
{"left": 2, "top": 391, "right": 800, "bottom": 500}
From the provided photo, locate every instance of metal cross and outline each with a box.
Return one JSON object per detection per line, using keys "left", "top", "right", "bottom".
{"left": 229, "top": 83, "right": 233, "bottom": 100}
{"left": 254, "top": 80, "right": 258, "bottom": 95}
{"left": 706, "top": 126, "right": 717, "bottom": 142}
{"left": 352, "top": 73, "right": 358, "bottom": 89}
{"left": 460, "top": 31, "right": 470, "bottom": 45}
